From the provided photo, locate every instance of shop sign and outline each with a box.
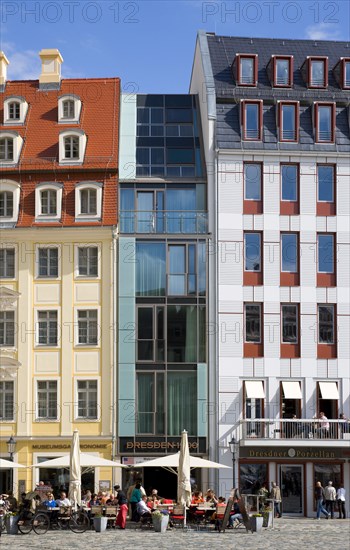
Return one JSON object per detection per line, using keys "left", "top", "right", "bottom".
{"left": 32, "top": 443, "right": 108, "bottom": 450}
{"left": 240, "top": 447, "right": 345, "bottom": 459}
{"left": 119, "top": 437, "right": 207, "bottom": 454}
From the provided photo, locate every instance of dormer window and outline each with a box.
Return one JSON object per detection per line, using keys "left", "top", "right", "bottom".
{"left": 3, "top": 96, "right": 28, "bottom": 125}
{"left": 273, "top": 56, "right": 293, "bottom": 87}
{"left": 75, "top": 182, "right": 102, "bottom": 221}
{"left": 343, "top": 58, "right": 350, "bottom": 88}
{"left": 65, "top": 136, "right": 79, "bottom": 159}
{"left": 0, "top": 132, "right": 23, "bottom": 165}
{"left": 241, "top": 100, "right": 263, "bottom": 141}
{"left": 234, "top": 54, "right": 258, "bottom": 86}
{"left": 58, "top": 94, "right": 81, "bottom": 123}
{"left": 309, "top": 57, "right": 328, "bottom": 88}
{"left": 315, "top": 103, "right": 335, "bottom": 143}
{"left": 278, "top": 102, "right": 299, "bottom": 142}
{"left": 0, "top": 137, "right": 13, "bottom": 161}
{"left": 0, "top": 180, "right": 20, "bottom": 227}
{"left": 63, "top": 99, "right": 74, "bottom": 119}
{"left": 9, "top": 102, "right": 20, "bottom": 120}
{"left": 59, "top": 129, "right": 86, "bottom": 165}
{"left": 0, "top": 191, "right": 13, "bottom": 217}
{"left": 35, "top": 182, "right": 63, "bottom": 222}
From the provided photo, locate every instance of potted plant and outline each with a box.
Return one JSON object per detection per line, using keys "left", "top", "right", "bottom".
{"left": 262, "top": 507, "right": 273, "bottom": 528}
{"left": 152, "top": 509, "right": 169, "bottom": 532}
{"left": 93, "top": 511, "right": 108, "bottom": 532}
{"left": 5, "top": 512, "right": 19, "bottom": 535}
{"left": 250, "top": 513, "right": 263, "bottom": 532}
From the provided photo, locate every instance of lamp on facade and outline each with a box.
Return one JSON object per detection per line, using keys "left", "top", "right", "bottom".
{"left": 229, "top": 436, "right": 238, "bottom": 488}
{"left": 6, "top": 436, "right": 16, "bottom": 461}
{"left": 6, "top": 436, "right": 16, "bottom": 494}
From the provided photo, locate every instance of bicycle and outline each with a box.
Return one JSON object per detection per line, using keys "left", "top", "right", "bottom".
{"left": 32, "top": 507, "right": 90, "bottom": 534}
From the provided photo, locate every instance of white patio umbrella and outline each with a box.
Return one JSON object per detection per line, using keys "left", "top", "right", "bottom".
{"left": 31, "top": 454, "right": 127, "bottom": 469}
{"left": 68, "top": 430, "right": 81, "bottom": 509}
{"left": 135, "top": 452, "right": 230, "bottom": 473}
{"left": 0, "top": 458, "right": 26, "bottom": 469}
{"left": 177, "top": 430, "right": 191, "bottom": 527}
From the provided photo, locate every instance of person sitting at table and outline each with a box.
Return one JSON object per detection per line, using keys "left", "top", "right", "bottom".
{"left": 136, "top": 495, "right": 152, "bottom": 523}
{"left": 56, "top": 492, "right": 71, "bottom": 508}
{"left": 147, "top": 493, "right": 160, "bottom": 509}
{"left": 43, "top": 492, "right": 57, "bottom": 508}
{"left": 205, "top": 489, "right": 218, "bottom": 505}
{"left": 88, "top": 493, "right": 100, "bottom": 507}
{"left": 228, "top": 500, "right": 243, "bottom": 528}
{"left": 191, "top": 491, "right": 204, "bottom": 505}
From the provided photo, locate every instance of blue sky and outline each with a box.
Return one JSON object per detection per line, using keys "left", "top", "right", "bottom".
{"left": 1, "top": 1, "right": 349, "bottom": 92}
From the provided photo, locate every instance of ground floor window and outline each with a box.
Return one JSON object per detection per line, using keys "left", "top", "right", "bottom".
{"left": 37, "top": 458, "right": 95, "bottom": 495}
{"left": 239, "top": 462, "right": 267, "bottom": 495}
{"left": 314, "top": 463, "right": 341, "bottom": 491}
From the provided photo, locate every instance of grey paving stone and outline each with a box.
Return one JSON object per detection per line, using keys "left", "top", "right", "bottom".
{"left": 3, "top": 518, "right": 348, "bottom": 550}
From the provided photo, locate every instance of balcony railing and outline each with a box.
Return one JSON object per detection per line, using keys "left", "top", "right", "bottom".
{"left": 239, "top": 419, "right": 350, "bottom": 441}
{"left": 119, "top": 210, "right": 208, "bottom": 234}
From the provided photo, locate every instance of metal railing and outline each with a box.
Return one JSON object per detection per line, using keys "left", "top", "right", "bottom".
{"left": 239, "top": 419, "right": 350, "bottom": 441}
{"left": 119, "top": 210, "right": 208, "bottom": 234}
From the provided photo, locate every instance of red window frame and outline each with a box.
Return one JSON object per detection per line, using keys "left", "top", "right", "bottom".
{"left": 280, "top": 303, "right": 300, "bottom": 358}
{"left": 280, "top": 163, "right": 300, "bottom": 215}
{"left": 278, "top": 101, "right": 299, "bottom": 143}
{"left": 317, "top": 233, "right": 336, "bottom": 287}
{"left": 314, "top": 102, "right": 336, "bottom": 144}
{"left": 236, "top": 54, "right": 258, "bottom": 86}
{"left": 241, "top": 100, "right": 263, "bottom": 141}
{"left": 317, "top": 304, "right": 337, "bottom": 359}
{"left": 308, "top": 57, "right": 328, "bottom": 88}
{"left": 316, "top": 164, "right": 336, "bottom": 216}
{"left": 243, "top": 231, "right": 263, "bottom": 286}
{"left": 243, "top": 161, "right": 263, "bottom": 214}
{"left": 243, "top": 302, "right": 264, "bottom": 358}
{"left": 341, "top": 58, "right": 350, "bottom": 89}
{"left": 273, "top": 56, "right": 293, "bottom": 87}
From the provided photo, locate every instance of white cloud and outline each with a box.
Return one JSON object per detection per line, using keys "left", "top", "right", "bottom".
{"left": 305, "top": 23, "right": 342, "bottom": 41}
{"left": 2, "top": 41, "right": 84, "bottom": 80}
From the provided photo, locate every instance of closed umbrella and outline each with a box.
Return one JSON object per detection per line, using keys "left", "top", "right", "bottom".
{"left": 177, "top": 430, "right": 191, "bottom": 527}
{"left": 68, "top": 430, "right": 81, "bottom": 509}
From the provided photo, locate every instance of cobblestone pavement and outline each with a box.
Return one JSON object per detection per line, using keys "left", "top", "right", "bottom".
{"left": 3, "top": 518, "right": 349, "bottom": 550}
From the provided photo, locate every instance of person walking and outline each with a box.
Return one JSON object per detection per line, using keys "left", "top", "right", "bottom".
{"left": 129, "top": 482, "right": 143, "bottom": 522}
{"left": 270, "top": 482, "right": 282, "bottom": 518}
{"left": 114, "top": 484, "right": 128, "bottom": 529}
{"left": 336, "top": 484, "right": 346, "bottom": 519}
{"left": 315, "top": 481, "right": 330, "bottom": 520}
{"left": 324, "top": 481, "right": 337, "bottom": 518}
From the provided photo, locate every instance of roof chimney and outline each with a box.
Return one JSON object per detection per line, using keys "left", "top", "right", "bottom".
{"left": 0, "top": 51, "right": 9, "bottom": 89}
{"left": 39, "top": 49, "right": 63, "bottom": 89}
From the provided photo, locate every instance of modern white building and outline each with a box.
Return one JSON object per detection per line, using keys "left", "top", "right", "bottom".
{"left": 191, "top": 32, "right": 350, "bottom": 516}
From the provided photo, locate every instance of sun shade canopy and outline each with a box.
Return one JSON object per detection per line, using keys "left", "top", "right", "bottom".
{"left": 31, "top": 453, "right": 127, "bottom": 468}
{"left": 245, "top": 380, "right": 265, "bottom": 399}
{"left": 319, "top": 382, "right": 339, "bottom": 400}
{"left": 282, "top": 381, "right": 302, "bottom": 399}
{"left": 0, "top": 458, "right": 26, "bottom": 469}
{"left": 134, "top": 452, "right": 230, "bottom": 470}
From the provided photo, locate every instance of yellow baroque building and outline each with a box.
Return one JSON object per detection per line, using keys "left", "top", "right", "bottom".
{"left": 0, "top": 227, "right": 119, "bottom": 494}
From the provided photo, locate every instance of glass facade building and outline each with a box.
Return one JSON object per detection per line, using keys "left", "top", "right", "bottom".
{"left": 118, "top": 95, "right": 208, "bottom": 476}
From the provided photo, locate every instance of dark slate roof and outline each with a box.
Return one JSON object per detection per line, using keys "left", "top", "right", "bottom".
{"left": 207, "top": 34, "right": 350, "bottom": 151}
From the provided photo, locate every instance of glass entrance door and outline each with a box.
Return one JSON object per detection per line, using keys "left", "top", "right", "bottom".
{"left": 279, "top": 464, "right": 303, "bottom": 515}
